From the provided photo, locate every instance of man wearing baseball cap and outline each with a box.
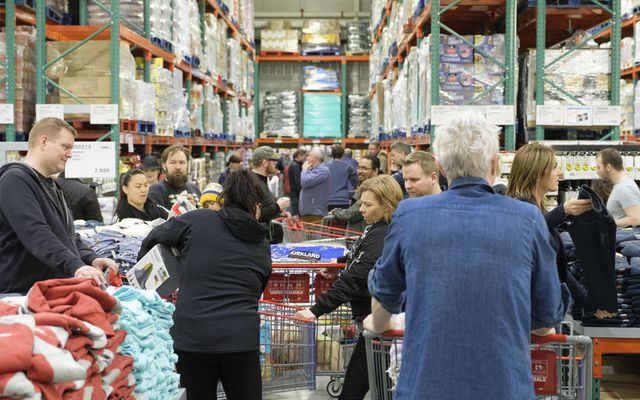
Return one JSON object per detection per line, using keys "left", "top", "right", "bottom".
{"left": 251, "top": 146, "right": 290, "bottom": 241}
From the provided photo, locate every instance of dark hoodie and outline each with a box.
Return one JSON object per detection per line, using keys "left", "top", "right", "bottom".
{"left": 138, "top": 206, "right": 272, "bottom": 354}
{"left": 0, "top": 162, "right": 98, "bottom": 294}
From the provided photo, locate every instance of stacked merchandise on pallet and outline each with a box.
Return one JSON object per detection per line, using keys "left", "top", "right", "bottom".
{"left": 240, "top": 53, "right": 255, "bottom": 97}
{"left": 87, "top": 0, "right": 143, "bottom": 29}
{"left": 244, "top": 106, "right": 255, "bottom": 142}
{"left": 239, "top": 0, "right": 255, "bottom": 42}
{"left": 347, "top": 95, "right": 370, "bottom": 138}
{"left": 301, "top": 20, "right": 340, "bottom": 55}
{"left": 439, "top": 35, "right": 475, "bottom": 105}
{"left": 149, "top": 58, "right": 179, "bottom": 136}
{"left": 203, "top": 85, "right": 224, "bottom": 139}
{"left": 46, "top": 40, "right": 138, "bottom": 117}
{"left": 620, "top": 37, "right": 634, "bottom": 70}
{"left": 150, "top": 0, "right": 172, "bottom": 48}
{"left": 171, "top": 69, "right": 192, "bottom": 137}
{"left": 217, "top": 19, "right": 228, "bottom": 80}
{"left": 172, "top": 0, "right": 192, "bottom": 60}
{"left": 262, "top": 91, "right": 299, "bottom": 137}
{"left": 108, "top": 286, "right": 180, "bottom": 399}
{"left": 473, "top": 34, "right": 506, "bottom": 105}
{"left": 46, "top": 0, "right": 68, "bottom": 14}
{"left": 302, "top": 65, "right": 340, "bottom": 91}
{"left": 620, "top": 80, "right": 634, "bottom": 134}
{"left": 120, "top": 79, "right": 156, "bottom": 124}
{"left": 189, "top": 0, "right": 202, "bottom": 67}
{"left": 261, "top": 20, "right": 299, "bottom": 54}
{"left": 392, "top": 65, "right": 411, "bottom": 135}
{"left": 0, "top": 278, "right": 136, "bottom": 399}
{"left": 203, "top": 14, "right": 219, "bottom": 76}
{"left": 523, "top": 48, "right": 611, "bottom": 127}
{"left": 346, "top": 22, "right": 370, "bottom": 55}
{"left": 227, "top": 37, "right": 242, "bottom": 89}
{"left": 190, "top": 83, "right": 204, "bottom": 135}
{"left": 634, "top": 81, "right": 640, "bottom": 135}
{"left": 304, "top": 93, "right": 341, "bottom": 138}
{"left": 228, "top": 98, "right": 241, "bottom": 141}
{"left": 0, "top": 27, "right": 36, "bottom": 136}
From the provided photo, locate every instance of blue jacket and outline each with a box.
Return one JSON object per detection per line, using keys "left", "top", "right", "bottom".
{"left": 326, "top": 159, "right": 358, "bottom": 206}
{"left": 368, "top": 177, "right": 564, "bottom": 400}
{"left": 300, "top": 164, "right": 331, "bottom": 216}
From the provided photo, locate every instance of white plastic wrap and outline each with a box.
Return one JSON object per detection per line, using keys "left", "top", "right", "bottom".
{"left": 120, "top": 78, "right": 135, "bottom": 120}
{"left": 203, "top": 85, "right": 223, "bottom": 136}
{"left": 621, "top": 37, "right": 634, "bottom": 70}
{"left": 134, "top": 81, "right": 156, "bottom": 122}
{"left": 88, "top": 0, "right": 143, "bottom": 30}
{"left": 239, "top": 0, "right": 254, "bottom": 42}
{"left": 621, "top": 80, "right": 634, "bottom": 132}
{"left": 203, "top": 14, "right": 218, "bottom": 75}
{"left": 172, "top": 0, "right": 191, "bottom": 59}
{"left": 217, "top": 19, "right": 228, "bottom": 79}
{"left": 190, "top": 83, "right": 204, "bottom": 131}
{"left": 227, "top": 37, "right": 241, "bottom": 88}
{"left": 150, "top": 0, "right": 172, "bottom": 42}
{"left": 189, "top": 0, "right": 202, "bottom": 62}
{"left": 150, "top": 60, "right": 176, "bottom": 135}
{"left": 634, "top": 81, "right": 640, "bottom": 133}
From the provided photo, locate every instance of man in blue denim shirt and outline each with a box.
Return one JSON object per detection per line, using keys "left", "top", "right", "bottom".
{"left": 365, "top": 113, "right": 565, "bottom": 400}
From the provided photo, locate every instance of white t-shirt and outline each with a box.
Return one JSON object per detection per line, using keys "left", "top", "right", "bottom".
{"left": 607, "top": 176, "right": 640, "bottom": 220}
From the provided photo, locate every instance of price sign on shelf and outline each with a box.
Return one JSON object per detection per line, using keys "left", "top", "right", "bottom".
{"left": 90, "top": 104, "right": 119, "bottom": 125}
{"left": 536, "top": 105, "right": 565, "bottom": 126}
{"left": 35, "top": 104, "right": 64, "bottom": 121}
{"left": 0, "top": 104, "right": 14, "bottom": 124}
{"left": 65, "top": 142, "right": 116, "bottom": 179}
{"left": 592, "top": 106, "right": 621, "bottom": 126}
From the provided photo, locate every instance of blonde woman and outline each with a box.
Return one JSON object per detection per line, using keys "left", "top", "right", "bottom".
{"left": 295, "top": 175, "right": 403, "bottom": 400}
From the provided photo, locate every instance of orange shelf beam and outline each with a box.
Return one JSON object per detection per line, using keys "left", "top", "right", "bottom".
{"left": 256, "top": 55, "right": 369, "bottom": 63}
{"left": 78, "top": 131, "right": 251, "bottom": 148}
{"left": 592, "top": 337, "right": 640, "bottom": 379}
{"left": 372, "top": 0, "right": 393, "bottom": 45}
{"left": 256, "top": 137, "right": 368, "bottom": 145}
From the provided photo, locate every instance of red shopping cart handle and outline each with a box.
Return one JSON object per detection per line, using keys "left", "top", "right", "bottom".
{"left": 530, "top": 334, "right": 568, "bottom": 343}
{"left": 381, "top": 329, "right": 405, "bottom": 337}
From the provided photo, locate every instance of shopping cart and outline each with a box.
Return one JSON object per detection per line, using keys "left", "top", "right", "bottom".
{"left": 276, "top": 217, "right": 361, "bottom": 248}
{"left": 216, "top": 301, "right": 316, "bottom": 399}
{"left": 363, "top": 330, "right": 593, "bottom": 400}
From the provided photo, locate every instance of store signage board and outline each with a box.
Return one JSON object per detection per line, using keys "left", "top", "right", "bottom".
{"left": 65, "top": 141, "right": 116, "bottom": 179}
{"left": 536, "top": 105, "right": 565, "bottom": 126}
{"left": 431, "top": 106, "right": 460, "bottom": 125}
{"left": 0, "top": 104, "right": 14, "bottom": 124}
{"left": 485, "top": 105, "right": 515, "bottom": 125}
{"left": 35, "top": 104, "right": 64, "bottom": 121}
{"left": 90, "top": 104, "right": 119, "bottom": 125}
{"left": 592, "top": 106, "right": 621, "bottom": 126}
{"left": 564, "top": 106, "right": 593, "bottom": 126}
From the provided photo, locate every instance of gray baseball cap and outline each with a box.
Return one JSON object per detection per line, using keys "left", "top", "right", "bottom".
{"left": 252, "top": 146, "right": 279, "bottom": 164}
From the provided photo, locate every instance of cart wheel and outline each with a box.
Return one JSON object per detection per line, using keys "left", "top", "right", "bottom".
{"left": 327, "top": 378, "right": 343, "bottom": 398}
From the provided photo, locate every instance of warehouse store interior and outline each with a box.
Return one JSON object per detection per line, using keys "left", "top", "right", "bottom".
{"left": 1, "top": 0, "right": 640, "bottom": 399}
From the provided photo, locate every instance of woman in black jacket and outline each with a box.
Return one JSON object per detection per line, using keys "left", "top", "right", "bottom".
{"left": 115, "top": 169, "right": 168, "bottom": 221}
{"left": 295, "top": 175, "right": 403, "bottom": 400}
{"left": 138, "top": 170, "right": 271, "bottom": 400}
{"left": 505, "top": 143, "right": 617, "bottom": 319}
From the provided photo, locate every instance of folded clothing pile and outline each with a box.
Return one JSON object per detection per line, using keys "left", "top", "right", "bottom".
{"left": 0, "top": 278, "right": 135, "bottom": 399}
{"left": 108, "top": 286, "right": 180, "bottom": 399}
{"left": 76, "top": 219, "right": 161, "bottom": 275}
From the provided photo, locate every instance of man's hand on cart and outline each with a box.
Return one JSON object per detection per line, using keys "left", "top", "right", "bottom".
{"left": 320, "top": 268, "right": 339, "bottom": 280}
{"left": 294, "top": 308, "right": 317, "bottom": 322}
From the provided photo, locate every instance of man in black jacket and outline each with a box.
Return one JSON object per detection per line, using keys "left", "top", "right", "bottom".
{"left": 148, "top": 144, "right": 201, "bottom": 211}
{"left": 57, "top": 172, "right": 103, "bottom": 222}
{"left": 251, "top": 146, "right": 290, "bottom": 222}
{"left": 287, "top": 149, "right": 307, "bottom": 216}
{"left": 0, "top": 118, "right": 116, "bottom": 294}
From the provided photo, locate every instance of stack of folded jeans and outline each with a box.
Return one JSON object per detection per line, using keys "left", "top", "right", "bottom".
{"left": 582, "top": 255, "right": 638, "bottom": 327}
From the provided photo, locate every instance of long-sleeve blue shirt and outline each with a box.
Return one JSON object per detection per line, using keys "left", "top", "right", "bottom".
{"left": 368, "top": 177, "right": 564, "bottom": 400}
{"left": 326, "top": 159, "right": 358, "bottom": 206}
{"left": 300, "top": 164, "right": 331, "bottom": 216}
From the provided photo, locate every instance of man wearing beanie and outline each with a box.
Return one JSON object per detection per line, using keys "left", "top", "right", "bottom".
{"left": 200, "top": 183, "right": 223, "bottom": 211}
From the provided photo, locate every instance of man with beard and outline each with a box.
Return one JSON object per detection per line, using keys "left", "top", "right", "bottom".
{"left": 148, "top": 145, "right": 201, "bottom": 211}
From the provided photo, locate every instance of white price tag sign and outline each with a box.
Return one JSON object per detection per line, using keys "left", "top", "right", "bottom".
{"left": 592, "top": 105, "right": 621, "bottom": 126}
{"left": 36, "top": 104, "right": 64, "bottom": 121}
{"left": 485, "top": 105, "right": 515, "bottom": 125}
{"left": 90, "top": 104, "right": 119, "bottom": 125}
{"left": 0, "top": 104, "right": 14, "bottom": 124}
{"left": 564, "top": 106, "right": 593, "bottom": 126}
{"left": 431, "top": 106, "right": 459, "bottom": 125}
{"left": 536, "top": 105, "right": 565, "bottom": 126}
{"left": 65, "top": 142, "right": 116, "bottom": 179}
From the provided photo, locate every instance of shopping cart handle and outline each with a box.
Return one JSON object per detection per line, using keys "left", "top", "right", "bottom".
{"left": 380, "top": 329, "right": 405, "bottom": 337}
{"left": 530, "top": 334, "right": 568, "bottom": 343}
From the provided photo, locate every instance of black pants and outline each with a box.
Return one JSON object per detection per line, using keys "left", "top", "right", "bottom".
{"left": 176, "top": 350, "right": 261, "bottom": 400}
{"left": 339, "top": 333, "right": 369, "bottom": 400}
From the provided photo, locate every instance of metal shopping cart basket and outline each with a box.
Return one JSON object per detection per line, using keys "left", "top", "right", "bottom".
{"left": 363, "top": 330, "right": 593, "bottom": 400}
{"left": 216, "top": 301, "right": 316, "bottom": 399}
{"left": 277, "top": 217, "right": 361, "bottom": 248}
